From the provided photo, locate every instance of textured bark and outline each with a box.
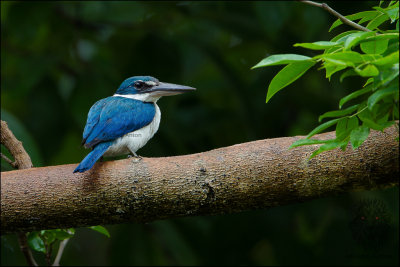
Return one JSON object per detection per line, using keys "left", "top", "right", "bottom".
{"left": 1, "top": 120, "right": 33, "bottom": 169}
{"left": 1, "top": 124, "right": 399, "bottom": 234}
{"left": 1, "top": 120, "right": 38, "bottom": 266}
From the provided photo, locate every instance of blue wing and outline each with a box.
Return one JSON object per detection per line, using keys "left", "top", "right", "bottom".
{"left": 81, "top": 96, "right": 156, "bottom": 149}
{"left": 81, "top": 98, "right": 109, "bottom": 146}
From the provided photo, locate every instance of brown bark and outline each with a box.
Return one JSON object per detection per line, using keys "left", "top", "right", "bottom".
{"left": 1, "top": 124, "right": 399, "bottom": 234}
{"left": 1, "top": 120, "right": 33, "bottom": 169}
{"left": 1, "top": 120, "right": 38, "bottom": 266}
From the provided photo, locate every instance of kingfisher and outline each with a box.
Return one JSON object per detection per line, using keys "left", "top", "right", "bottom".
{"left": 74, "top": 76, "right": 195, "bottom": 173}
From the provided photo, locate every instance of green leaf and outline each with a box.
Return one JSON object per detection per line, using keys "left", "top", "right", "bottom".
{"left": 367, "top": 82, "right": 398, "bottom": 110}
{"left": 251, "top": 54, "right": 312, "bottom": 69}
{"left": 393, "top": 103, "right": 399, "bottom": 119}
{"left": 306, "top": 118, "right": 341, "bottom": 139}
{"left": 294, "top": 41, "right": 341, "bottom": 50}
{"left": 343, "top": 32, "right": 376, "bottom": 51}
{"left": 309, "top": 140, "right": 346, "bottom": 160}
{"left": 359, "top": 11, "right": 381, "bottom": 25}
{"left": 27, "top": 232, "right": 46, "bottom": 253}
{"left": 319, "top": 104, "right": 359, "bottom": 122}
{"left": 358, "top": 107, "right": 385, "bottom": 131}
{"left": 317, "top": 51, "right": 364, "bottom": 65}
{"left": 335, "top": 116, "right": 359, "bottom": 141}
{"left": 266, "top": 61, "right": 315, "bottom": 103}
{"left": 339, "top": 85, "right": 373, "bottom": 108}
{"left": 374, "top": 102, "right": 393, "bottom": 123}
{"left": 323, "top": 62, "right": 347, "bottom": 80}
{"left": 289, "top": 138, "right": 331, "bottom": 149}
{"left": 360, "top": 54, "right": 383, "bottom": 62}
{"left": 326, "top": 30, "right": 358, "bottom": 54}
{"left": 41, "top": 230, "right": 56, "bottom": 244}
{"left": 373, "top": 64, "right": 399, "bottom": 88}
{"left": 340, "top": 69, "right": 358, "bottom": 82}
{"left": 386, "top": 7, "right": 399, "bottom": 22}
{"left": 360, "top": 38, "right": 389, "bottom": 54}
{"left": 335, "top": 118, "right": 348, "bottom": 139}
{"left": 350, "top": 126, "right": 370, "bottom": 148}
{"left": 323, "top": 58, "right": 347, "bottom": 66}
{"left": 329, "top": 11, "right": 379, "bottom": 32}
{"left": 347, "top": 116, "right": 359, "bottom": 131}
{"left": 54, "top": 229, "right": 75, "bottom": 241}
{"left": 364, "top": 78, "right": 374, "bottom": 87}
{"left": 372, "top": 51, "right": 399, "bottom": 66}
{"left": 89, "top": 226, "right": 110, "bottom": 238}
{"left": 374, "top": 4, "right": 399, "bottom": 22}
{"left": 366, "top": 13, "right": 389, "bottom": 30}
{"left": 340, "top": 138, "right": 350, "bottom": 151}
{"left": 363, "top": 33, "right": 399, "bottom": 42}
{"left": 360, "top": 117, "right": 385, "bottom": 131}
{"left": 355, "top": 64, "right": 380, "bottom": 77}
{"left": 384, "top": 40, "right": 399, "bottom": 56}
{"left": 381, "top": 120, "right": 395, "bottom": 128}
{"left": 331, "top": 30, "right": 359, "bottom": 42}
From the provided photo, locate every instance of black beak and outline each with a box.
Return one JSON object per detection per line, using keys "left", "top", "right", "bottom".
{"left": 142, "top": 82, "right": 196, "bottom": 95}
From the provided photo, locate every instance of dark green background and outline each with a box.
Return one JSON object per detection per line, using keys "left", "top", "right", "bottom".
{"left": 1, "top": 1, "right": 398, "bottom": 265}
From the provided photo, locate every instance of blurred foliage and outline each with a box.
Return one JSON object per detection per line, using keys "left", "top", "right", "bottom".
{"left": 1, "top": 1, "right": 398, "bottom": 265}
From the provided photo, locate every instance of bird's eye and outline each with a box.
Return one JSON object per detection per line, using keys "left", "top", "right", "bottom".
{"left": 134, "top": 81, "right": 145, "bottom": 89}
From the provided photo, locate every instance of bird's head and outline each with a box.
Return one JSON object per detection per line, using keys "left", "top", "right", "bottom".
{"left": 115, "top": 76, "right": 195, "bottom": 102}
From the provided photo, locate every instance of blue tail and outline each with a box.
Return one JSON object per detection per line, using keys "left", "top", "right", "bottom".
{"left": 73, "top": 142, "right": 112, "bottom": 173}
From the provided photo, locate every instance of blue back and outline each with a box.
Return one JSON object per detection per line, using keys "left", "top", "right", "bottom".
{"left": 82, "top": 96, "right": 156, "bottom": 148}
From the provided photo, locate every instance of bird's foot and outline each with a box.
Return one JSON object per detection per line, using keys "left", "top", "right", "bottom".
{"left": 128, "top": 152, "right": 142, "bottom": 162}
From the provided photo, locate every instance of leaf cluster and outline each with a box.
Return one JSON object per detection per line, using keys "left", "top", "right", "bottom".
{"left": 27, "top": 229, "right": 75, "bottom": 254}
{"left": 27, "top": 226, "right": 109, "bottom": 264}
{"left": 252, "top": 1, "right": 399, "bottom": 159}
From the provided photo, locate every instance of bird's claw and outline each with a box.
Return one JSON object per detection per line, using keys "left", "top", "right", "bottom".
{"left": 128, "top": 153, "right": 142, "bottom": 162}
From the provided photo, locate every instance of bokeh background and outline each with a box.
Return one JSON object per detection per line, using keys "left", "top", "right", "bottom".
{"left": 1, "top": 1, "right": 398, "bottom": 265}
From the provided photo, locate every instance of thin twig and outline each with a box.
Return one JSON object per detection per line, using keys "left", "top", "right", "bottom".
{"left": 17, "top": 233, "right": 38, "bottom": 267}
{"left": 298, "top": 0, "right": 372, "bottom": 32}
{"left": 53, "top": 239, "right": 70, "bottom": 266}
{"left": 349, "top": 106, "right": 368, "bottom": 118}
{"left": 1, "top": 152, "right": 17, "bottom": 168}
{"left": 45, "top": 242, "right": 53, "bottom": 266}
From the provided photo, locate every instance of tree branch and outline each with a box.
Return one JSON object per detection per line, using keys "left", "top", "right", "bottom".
{"left": 1, "top": 123, "right": 398, "bottom": 234}
{"left": 298, "top": 0, "right": 372, "bottom": 32}
{"left": 1, "top": 152, "right": 17, "bottom": 168}
{"left": 1, "top": 120, "right": 37, "bottom": 266}
{"left": 1, "top": 120, "right": 33, "bottom": 169}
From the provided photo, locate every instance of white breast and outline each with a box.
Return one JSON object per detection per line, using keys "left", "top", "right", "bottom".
{"left": 103, "top": 104, "right": 161, "bottom": 157}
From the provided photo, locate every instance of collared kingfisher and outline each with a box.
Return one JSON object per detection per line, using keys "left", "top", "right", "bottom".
{"left": 74, "top": 76, "right": 195, "bottom": 173}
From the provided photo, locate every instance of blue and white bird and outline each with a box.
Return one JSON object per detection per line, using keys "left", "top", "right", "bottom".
{"left": 74, "top": 76, "right": 195, "bottom": 173}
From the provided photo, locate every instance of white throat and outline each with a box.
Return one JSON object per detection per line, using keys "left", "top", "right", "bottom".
{"left": 113, "top": 93, "right": 161, "bottom": 102}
